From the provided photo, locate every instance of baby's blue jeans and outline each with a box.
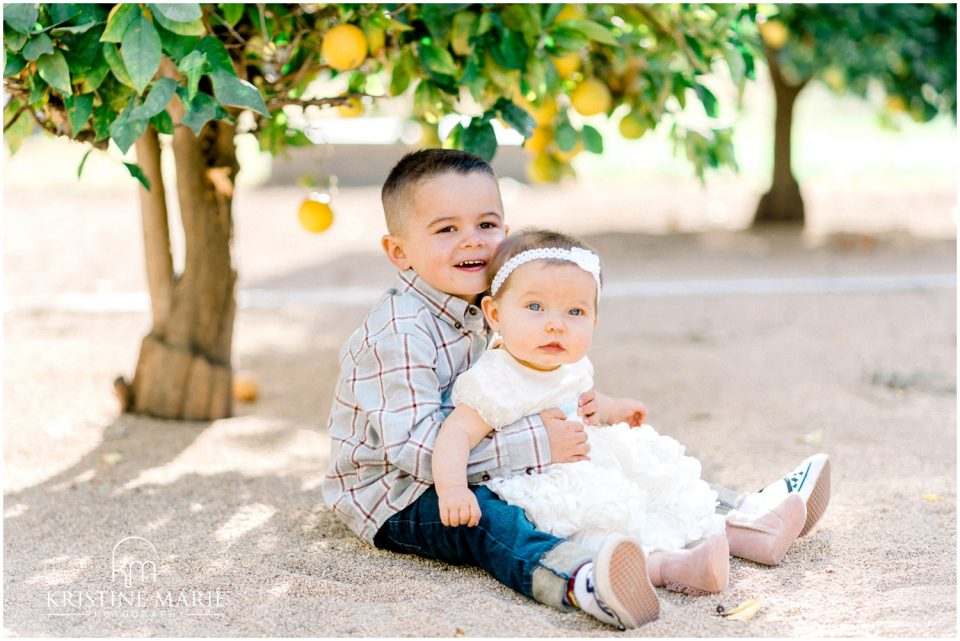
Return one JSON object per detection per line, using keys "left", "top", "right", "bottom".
{"left": 373, "top": 485, "right": 594, "bottom": 610}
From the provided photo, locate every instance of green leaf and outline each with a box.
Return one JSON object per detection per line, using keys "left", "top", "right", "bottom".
{"left": 109, "top": 99, "right": 148, "bottom": 153}
{"left": 151, "top": 11, "right": 205, "bottom": 37}
{"left": 149, "top": 109, "right": 174, "bottom": 134}
{"left": 549, "top": 25, "right": 590, "bottom": 52}
{"left": 37, "top": 49, "right": 72, "bottom": 95}
{"left": 50, "top": 21, "right": 99, "bottom": 37}
{"left": 4, "top": 106, "right": 33, "bottom": 153}
{"left": 501, "top": 5, "right": 540, "bottom": 40}
{"left": 124, "top": 161, "right": 151, "bottom": 189}
{"left": 92, "top": 103, "right": 116, "bottom": 140}
{"left": 3, "top": 3, "right": 38, "bottom": 33}
{"left": 179, "top": 89, "right": 223, "bottom": 134}
{"left": 495, "top": 98, "right": 535, "bottom": 138}
{"left": 22, "top": 33, "right": 54, "bottom": 62}
{"left": 390, "top": 48, "right": 415, "bottom": 95}
{"left": 694, "top": 83, "right": 718, "bottom": 118}
{"left": 177, "top": 50, "right": 207, "bottom": 100}
{"left": 4, "top": 28, "right": 29, "bottom": 52}
{"left": 220, "top": 4, "right": 244, "bottom": 28}
{"left": 542, "top": 4, "right": 564, "bottom": 26}
{"left": 4, "top": 51, "right": 26, "bottom": 76}
{"left": 581, "top": 124, "right": 603, "bottom": 153}
{"left": 149, "top": 3, "right": 202, "bottom": 23}
{"left": 419, "top": 42, "right": 458, "bottom": 77}
{"left": 79, "top": 48, "right": 110, "bottom": 92}
{"left": 155, "top": 23, "right": 200, "bottom": 61}
{"left": 77, "top": 148, "right": 93, "bottom": 178}
{"left": 210, "top": 71, "right": 268, "bottom": 114}
{"left": 194, "top": 35, "right": 233, "bottom": 74}
{"left": 555, "top": 121, "right": 577, "bottom": 151}
{"left": 491, "top": 29, "right": 528, "bottom": 70}
{"left": 562, "top": 19, "right": 618, "bottom": 47}
{"left": 419, "top": 3, "right": 460, "bottom": 44}
{"left": 64, "top": 93, "right": 94, "bottom": 134}
{"left": 462, "top": 118, "right": 497, "bottom": 161}
{"left": 130, "top": 77, "right": 177, "bottom": 119}
{"left": 100, "top": 3, "right": 139, "bottom": 43}
{"left": 121, "top": 11, "right": 162, "bottom": 94}
{"left": 103, "top": 43, "right": 135, "bottom": 88}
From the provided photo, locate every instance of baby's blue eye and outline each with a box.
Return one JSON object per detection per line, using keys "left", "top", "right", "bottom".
{"left": 437, "top": 226, "right": 454, "bottom": 233}
{"left": 479, "top": 222, "right": 498, "bottom": 229}
{"left": 569, "top": 308, "right": 584, "bottom": 316}
{"left": 527, "top": 303, "right": 542, "bottom": 311}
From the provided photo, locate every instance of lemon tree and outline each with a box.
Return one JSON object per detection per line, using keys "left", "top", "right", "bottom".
{"left": 3, "top": 3, "right": 756, "bottom": 420}
{"left": 751, "top": 3, "right": 957, "bottom": 224}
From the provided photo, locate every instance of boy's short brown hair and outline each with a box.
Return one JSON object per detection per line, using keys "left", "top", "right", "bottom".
{"left": 381, "top": 148, "right": 498, "bottom": 235}
{"left": 488, "top": 228, "right": 603, "bottom": 297}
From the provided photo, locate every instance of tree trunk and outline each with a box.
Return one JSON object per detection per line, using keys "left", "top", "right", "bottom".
{"left": 754, "top": 47, "right": 809, "bottom": 225}
{"left": 118, "top": 121, "right": 239, "bottom": 420}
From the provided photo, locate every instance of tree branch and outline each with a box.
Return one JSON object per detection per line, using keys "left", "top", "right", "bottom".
{"left": 3, "top": 104, "right": 28, "bottom": 132}
{"left": 134, "top": 127, "right": 175, "bottom": 334}
{"left": 265, "top": 93, "right": 371, "bottom": 110}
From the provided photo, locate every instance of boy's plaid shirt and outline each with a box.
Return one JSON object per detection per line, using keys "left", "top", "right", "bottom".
{"left": 323, "top": 269, "right": 552, "bottom": 544}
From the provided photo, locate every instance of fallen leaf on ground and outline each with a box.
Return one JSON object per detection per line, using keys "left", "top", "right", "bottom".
{"left": 722, "top": 598, "right": 761, "bottom": 621}
{"left": 796, "top": 427, "right": 824, "bottom": 445}
{"left": 921, "top": 493, "right": 943, "bottom": 502}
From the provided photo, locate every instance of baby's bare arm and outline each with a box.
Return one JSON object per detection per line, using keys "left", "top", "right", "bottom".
{"left": 594, "top": 391, "right": 649, "bottom": 427}
{"left": 433, "top": 406, "right": 495, "bottom": 527}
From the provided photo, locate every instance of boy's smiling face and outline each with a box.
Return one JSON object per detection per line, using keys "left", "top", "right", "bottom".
{"left": 382, "top": 171, "right": 508, "bottom": 302}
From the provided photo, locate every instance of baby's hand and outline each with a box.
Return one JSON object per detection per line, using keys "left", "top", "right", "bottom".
{"left": 438, "top": 487, "right": 482, "bottom": 527}
{"left": 578, "top": 389, "right": 600, "bottom": 426}
{"left": 611, "top": 398, "right": 649, "bottom": 427}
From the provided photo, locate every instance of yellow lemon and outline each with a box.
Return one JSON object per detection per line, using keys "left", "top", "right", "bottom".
{"left": 364, "top": 25, "right": 386, "bottom": 57}
{"left": 885, "top": 94, "right": 907, "bottom": 113}
{"left": 233, "top": 376, "right": 260, "bottom": 403}
{"left": 551, "top": 52, "right": 581, "bottom": 79}
{"left": 759, "top": 21, "right": 789, "bottom": 49}
{"left": 822, "top": 66, "right": 845, "bottom": 92}
{"left": 298, "top": 198, "right": 335, "bottom": 233}
{"left": 527, "top": 153, "right": 560, "bottom": 183}
{"left": 523, "top": 126, "right": 552, "bottom": 156}
{"left": 619, "top": 111, "right": 646, "bottom": 139}
{"left": 322, "top": 24, "right": 368, "bottom": 71}
{"left": 571, "top": 78, "right": 611, "bottom": 116}
{"left": 555, "top": 4, "right": 585, "bottom": 22}
{"left": 337, "top": 97, "right": 363, "bottom": 117}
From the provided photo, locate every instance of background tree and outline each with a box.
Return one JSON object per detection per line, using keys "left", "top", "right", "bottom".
{"left": 753, "top": 3, "right": 957, "bottom": 224}
{"left": 4, "top": 3, "right": 754, "bottom": 420}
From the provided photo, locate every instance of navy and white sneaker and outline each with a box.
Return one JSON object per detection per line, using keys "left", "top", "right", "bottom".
{"left": 573, "top": 534, "right": 659, "bottom": 629}
{"left": 740, "top": 453, "right": 831, "bottom": 537}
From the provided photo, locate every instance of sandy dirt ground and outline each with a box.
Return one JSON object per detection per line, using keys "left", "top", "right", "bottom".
{"left": 2, "top": 171, "right": 957, "bottom": 637}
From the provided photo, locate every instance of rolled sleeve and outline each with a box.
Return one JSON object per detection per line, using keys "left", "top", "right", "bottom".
{"left": 466, "top": 413, "right": 551, "bottom": 483}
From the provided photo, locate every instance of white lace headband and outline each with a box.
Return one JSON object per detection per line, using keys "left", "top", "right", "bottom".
{"left": 490, "top": 247, "right": 602, "bottom": 296}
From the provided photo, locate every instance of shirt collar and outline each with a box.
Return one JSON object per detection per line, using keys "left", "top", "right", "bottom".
{"left": 395, "top": 269, "right": 486, "bottom": 333}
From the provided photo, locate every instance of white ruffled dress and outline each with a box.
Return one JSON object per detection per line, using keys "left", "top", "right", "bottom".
{"left": 451, "top": 349, "right": 725, "bottom": 553}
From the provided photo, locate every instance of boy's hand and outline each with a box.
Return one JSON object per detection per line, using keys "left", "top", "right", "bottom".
{"left": 610, "top": 398, "right": 649, "bottom": 427}
{"left": 438, "top": 487, "right": 482, "bottom": 527}
{"left": 578, "top": 389, "right": 600, "bottom": 426}
{"left": 541, "top": 408, "right": 590, "bottom": 463}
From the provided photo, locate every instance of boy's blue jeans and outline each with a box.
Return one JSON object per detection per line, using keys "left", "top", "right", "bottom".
{"left": 373, "top": 485, "right": 594, "bottom": 610}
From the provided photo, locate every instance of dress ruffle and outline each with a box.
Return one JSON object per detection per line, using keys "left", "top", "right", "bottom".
{"left": 488, "top": 424, "right": 725, "bottom": 552}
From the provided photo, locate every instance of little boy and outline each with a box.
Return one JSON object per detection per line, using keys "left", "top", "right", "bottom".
{"left": 323, "top": 149, "right": 830, "bottom": 629}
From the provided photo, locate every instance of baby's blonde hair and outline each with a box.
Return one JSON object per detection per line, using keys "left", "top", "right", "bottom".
{"left": 487, "top": 229, "right": 603, "bottom": 298}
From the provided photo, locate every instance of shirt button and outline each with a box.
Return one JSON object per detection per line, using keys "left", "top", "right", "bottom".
{"left": 481, "top": 473, "right": 491, "bottom": 481}
{"left": 454, "top": 321, "right": 463, "bottom": 329}
{"left": 469, "top": 308, "right": 478, "bottom": 315}
{"left": 525, "top": 467, "right": 535, "bottom": 475}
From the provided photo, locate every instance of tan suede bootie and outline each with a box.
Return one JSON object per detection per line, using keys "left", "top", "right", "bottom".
{"left": 648, "top": 532, "right": 730, "bottom": 596}
{"left": 726, "top": 493, "right": 806, "bottom": 566}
